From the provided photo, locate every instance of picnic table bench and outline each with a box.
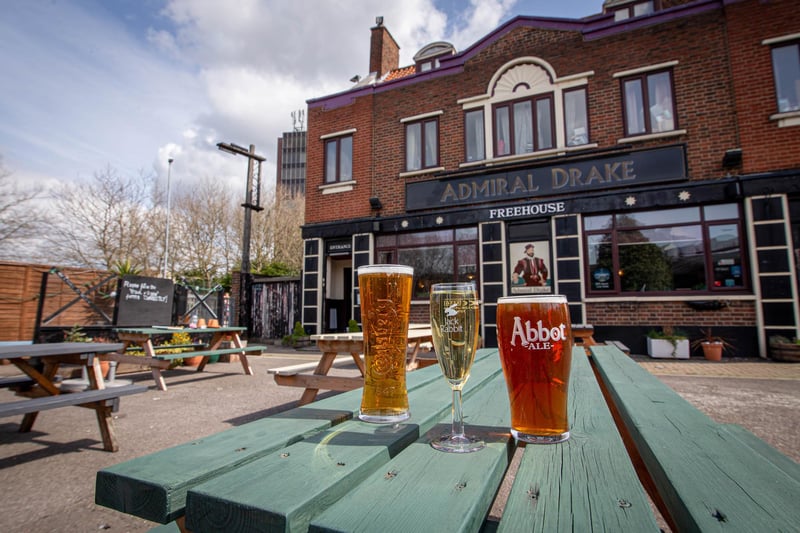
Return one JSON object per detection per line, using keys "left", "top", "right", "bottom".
{"left": 107, "top": 327, "right": 266, "bottom": 391}
{"left": 0, "top": 342, "right": 146, "bottom": 452}
{"left": 95, "top": 344, "right": 799, "bottom": 531}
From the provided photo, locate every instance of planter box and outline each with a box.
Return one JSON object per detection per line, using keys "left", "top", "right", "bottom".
{"left": 647, "top": 338, "right": 690, "bottom": 359}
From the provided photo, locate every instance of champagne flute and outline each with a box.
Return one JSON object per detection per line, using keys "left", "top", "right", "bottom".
{"left": 429, "top": 282, "right": 485, "bottom": 453}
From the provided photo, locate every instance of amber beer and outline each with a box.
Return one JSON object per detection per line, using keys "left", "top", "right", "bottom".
{"left": 496, "top": 295, "right": 573, "bottom": 443}
{"left": 357, "top": 264, "right": 413, "bottom": 423}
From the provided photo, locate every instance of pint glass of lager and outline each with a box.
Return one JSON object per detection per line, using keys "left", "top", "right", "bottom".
{"left": 496, "top": 295, "right": 573, "bottom": 443}
{"left": 357, "top": 264, "right": 414, "bottom": 423}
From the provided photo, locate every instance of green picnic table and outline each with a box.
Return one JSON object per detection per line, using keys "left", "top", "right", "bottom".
{"left": 95, "top": 345, "right": 799, "bottom": 531}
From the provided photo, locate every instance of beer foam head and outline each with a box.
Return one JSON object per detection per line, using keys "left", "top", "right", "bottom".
{"left": 498, "top": 295, "right": 567, "bottom": 305}
{"left": 358, "top": 264, "right": 413, "bottom": 276}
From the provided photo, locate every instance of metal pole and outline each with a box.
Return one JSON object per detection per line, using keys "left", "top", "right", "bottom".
{"left": 239, "top": 146, "right": 255, "bottom": 330}
{"left": 163, "top": 158, "right": 174, "bottom": 278}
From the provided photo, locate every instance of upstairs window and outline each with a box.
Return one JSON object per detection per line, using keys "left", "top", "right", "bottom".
{"left": 494, "top": 95, "right": 554, "bottom": 156}
{"left": 622, "top": 69, "right": 676, "bottom": 136}
{"left": 564, "top": 87, "right": 589, "bottom": 146}
{"left": 771, "top": 41, "right": 800, "bottom": 113}
{"left": 613, "top": 1, "right": 655, "bottom": 21}
{"left": 405, "top": 117, "right": 439, "bottom": 171}
{"left": 464, "top": 109, "right": 485, "bottom": 162}
{"left": 324, "top": 135, "right": 352, "bottom": 184}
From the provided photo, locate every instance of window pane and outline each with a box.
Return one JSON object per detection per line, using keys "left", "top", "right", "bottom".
{"left": 624, "top": 79, "right": 645, "bottom": 135}
{"left": 496, "top": 106, "right": 510, "bottom": 155}
{"left": 587, "top": 234, "right": 614, "bottom": 290}
{"left": 455, "top": 227, "right": 478, "bottom": 241}
{"left": 339, "top": 136, "right": 352, "bottom": 181}
{"left": 513, "top": 101, "right": 533, "bottom": 154}
{"left": 618, "top": 226, "right": 704, "bottom": 292}
{"left": 465, "top": 110, "right": 485, "bottom": 162}
{"left": 456, "top": 244, "right": 478, "bottom": 283}
{"left": 565, "top": 88, "right": 588, "bottom": 146}
{"left": 617, "top": 207, "right": 699, "bottom": 228}
{"left": 406, "top": 123, "right": 421, "bottom": 170}
{"left": 648, "top": 72, "right": 674, "bottom": 132}
{"left": 325, "top": 141, "right": 337, "bottom": 183}
{"left": 398, "top": 229, "right": 452, "bottom": 246}
{"left": 424, "top": 120, "right": 438, "bottom": 167}
{"left": 585, "top": 214, "right": 613, "bottom": 231}
{"left": 398, "top": 245, "right": 453, "bottom": 299}
{"left": 772, "top": 44, "right": 800, "bottom": 112}
{"left": 709, "top": 224, "right": 744, "bottom": 288}
{"left": 633, "top": 1, "right": 654, "bottom": 17}
{"left": 704, "top": 204, "right": 738, "bottom": 221}
{"left": 536, "top": 97, "right": 554, "bottom": 149}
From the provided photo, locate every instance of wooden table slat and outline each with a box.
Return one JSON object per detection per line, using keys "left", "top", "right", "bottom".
{"left": 183, "top": 350, "right": 503, "bottom": 532}
{"left": 498, "top": 347, "right": 660, "bottom": 532}
{"left": 591, "top": 344, "right": 800, "bottom": 532}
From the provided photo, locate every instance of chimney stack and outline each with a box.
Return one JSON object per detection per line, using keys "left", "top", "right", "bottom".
{"left": 369, "top": 16, "right": 399, "bottom": 79}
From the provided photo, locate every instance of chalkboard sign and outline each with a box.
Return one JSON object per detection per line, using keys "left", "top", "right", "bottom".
{"left": 114, "top": 275, "right": 174, "bottom": 327}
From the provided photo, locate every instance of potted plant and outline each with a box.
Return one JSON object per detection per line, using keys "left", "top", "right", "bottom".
{"left": 691, "top": 328, "right": 735, "bottom": 361}
{"left": 646, "top": 326, "right": 689, "bottom": 359}
{"left": 282, "top": 321, "right": 311, "bottom": 347}
{"left": 768, "top": 336, "right": 800, "bottom": 362}
{"left": 347, "top": 319, "right": 361, "bottom": 333}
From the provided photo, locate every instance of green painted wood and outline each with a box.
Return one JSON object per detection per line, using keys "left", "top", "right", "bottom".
{"left": 498, "top": 347, "right": 660, "bottom": 532}
{"left": 718, "top": 423, "right": 800, "bottom": 481}
{"left": 183, "top": 351, "right": 504, "bottom": 533}
{"left": 151, "top": 344, "right": 268, "bottom": 361}
{"left": 95, "top": 348, "right": 496, "bottom": 524}
{"left": 591, "top": 344, "right": 800, "bottom": 532}
{"left": 309, "top": 375, "right": 513, "bottom": 533}
{"left": 0, "top": 384, "right": 147, "bottom": 418}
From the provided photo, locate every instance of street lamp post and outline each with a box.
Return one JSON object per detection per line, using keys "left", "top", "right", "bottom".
{"left": 163, "top": 157, "right": 174, "bottom": 279}
{"left": 216, "top": 142, "right": 265, "bottom": 333}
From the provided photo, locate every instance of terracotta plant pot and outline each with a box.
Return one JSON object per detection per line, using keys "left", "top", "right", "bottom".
{"left": 701, "top": 341, "right": 723, "bottom": 361}
{"left": 182, "top": 355, "right": 204, "bottom": 367}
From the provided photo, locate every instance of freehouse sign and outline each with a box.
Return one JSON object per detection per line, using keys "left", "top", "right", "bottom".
{"left": 405, "top": 145, "right": 687, "bottom": 211}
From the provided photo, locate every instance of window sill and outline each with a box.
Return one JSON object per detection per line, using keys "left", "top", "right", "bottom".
{"left": 460, "top": 144, "right": 599, "bottom": 169}
{"left": 769, "top": 110, "right": 800, "bottom": 128}
{"left": 399, "top": 167, "right": 444, "bottom": 179}
{"left": 319, "top": 181, "right": 356, "bottom": 194}
{"left": 617, "top": 129, "right": 686, "bottom": 144}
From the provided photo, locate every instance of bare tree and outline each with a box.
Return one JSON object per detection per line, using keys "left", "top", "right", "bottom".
{"left": 0, "top": 158, "right": 49, "bottom": 260}
{"left": 47, "top": 165, "right": 159, "bottom": 271}
{"left": 169, "top": 176, "right": 239, "bottom": 286}
{"left": 249, "top": 188, "right": 304, "bottom": 274}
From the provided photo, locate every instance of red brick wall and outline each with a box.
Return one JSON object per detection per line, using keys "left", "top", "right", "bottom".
{"left": 726, "top": 0, "right": 800, "bottom": 173}
{"left": 307, "top": 3, "right": 797, "bottom": 225}
{"left": 586, "top": 300, "right": 756, "bottom": 327}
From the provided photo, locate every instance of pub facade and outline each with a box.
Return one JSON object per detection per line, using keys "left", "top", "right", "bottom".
{"left": 301, "top": 0, "right": 800, "bottom": 357}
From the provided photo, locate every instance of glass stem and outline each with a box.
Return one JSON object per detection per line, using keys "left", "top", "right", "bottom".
{"left": 451, "top": 388, "right": 465, "bottom": 438}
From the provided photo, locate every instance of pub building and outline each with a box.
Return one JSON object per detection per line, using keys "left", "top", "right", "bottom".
{"left": 300, "top": 0, "right": 800, "bottom": 358}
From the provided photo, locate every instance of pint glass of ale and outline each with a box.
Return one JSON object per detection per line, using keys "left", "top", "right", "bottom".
{"left": 357, "top": 264, "right": 414, "bottom": 423}
{"left": 496, "top": 295, "right": 573, "bottom": 443}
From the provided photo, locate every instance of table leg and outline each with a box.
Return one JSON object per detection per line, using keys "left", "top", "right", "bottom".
{"left": 95, "top": 403, "right": 119, "bottom": 452}
{"left": 298, "top": 352, "right": 338, "bottom": 406}
{"left": 231, "top": 334, "right": 254, "bottom": 376}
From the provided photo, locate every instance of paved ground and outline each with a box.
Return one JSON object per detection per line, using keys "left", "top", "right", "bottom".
{"left": 0, "top": 347, "right": 798, "bottom": 532}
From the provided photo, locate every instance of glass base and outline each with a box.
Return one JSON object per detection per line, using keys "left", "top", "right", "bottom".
{"left": 358, "top": 411, "right": 410, "bottom": 424}
{"left": 431, "top": 434, "right": 485, "bottom": 453}
{"left": 512, "top": 428, "right": 570, "bottom": 444}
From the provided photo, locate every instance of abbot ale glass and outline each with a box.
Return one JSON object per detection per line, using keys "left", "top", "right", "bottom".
{"left": 357, "top": 264, "right": 413, "bottom": 423}
{"left": 496, "top": 295, "right": 573, "bottom": 443}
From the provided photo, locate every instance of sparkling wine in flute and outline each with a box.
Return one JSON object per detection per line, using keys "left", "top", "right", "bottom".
{"left": 429, "top": 283, "right": 484, "bottom": 453}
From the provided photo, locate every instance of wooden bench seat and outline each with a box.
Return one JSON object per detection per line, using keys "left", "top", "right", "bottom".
{"left": 125, "top": 343, "right": 207, "bottom": 353}
{"left": 266, "top": 355, "right": 355, "bottom": 376}
{"left": 1, "top": 384, "right": 147, "bottom": 451}
{"left": 604, "top": 339, "right": 631, "bottom": 355}
{"left": 149, "top": 344, "right": 266, "bottom": 362}
{"left": 589, "top": 344, "right": 800, "bottom": 531}
{"left": 0, "top": 375, "right": 35, "bottom": 389}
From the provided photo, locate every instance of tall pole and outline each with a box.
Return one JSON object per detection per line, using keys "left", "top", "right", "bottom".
{"left": 216, "top": 141, "right": 265, "bottom": 334}
{"left": 163, "top": 158, "right": 174, "bottom": 279}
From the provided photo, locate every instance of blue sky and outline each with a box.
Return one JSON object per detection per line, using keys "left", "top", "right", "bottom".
{"left": 0, "top": 0, "right": 603, "bottom": 202}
